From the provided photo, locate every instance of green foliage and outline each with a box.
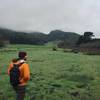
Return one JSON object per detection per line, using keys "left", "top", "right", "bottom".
{"left": 0, "top": 28, "right": 48, "bottom": 45}
{"left": 0, "top": 28, "right": 80, "bottom": 46}
{"left": 49, "top": 30, "right": 80, "bottom": 48}
{"left": 76, "top": 31, "right": 94, "bottom": 46}
{"left": 0, "top": 44, "right": 100, "bottom": 100}
{"left": 48, "top": 30, "right": 79, "bottom": 41}
{"left": 0, "top": 34, "right": 9, "bottom": 48}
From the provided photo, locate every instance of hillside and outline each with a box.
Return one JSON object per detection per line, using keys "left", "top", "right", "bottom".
{"left": 47, "top": 30, "right": 80, "bottom": 42}
{"left": 0, "top": 28, "right": 47, "bottom": 45}
{"left": 0, "top": 28, "right": 80, "bottom": 45}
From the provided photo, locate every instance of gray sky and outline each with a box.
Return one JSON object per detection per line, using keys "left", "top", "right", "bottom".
{"left": 0, "top": 0, "right": 100, "bottom": 37}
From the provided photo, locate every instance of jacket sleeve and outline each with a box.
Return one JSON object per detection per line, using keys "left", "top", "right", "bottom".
{"left": 20, "top": 63, "right": 30, "bottom": 83}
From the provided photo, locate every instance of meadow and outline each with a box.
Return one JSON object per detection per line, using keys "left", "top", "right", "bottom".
{"left": 0, "top": 44, "right": 100, "bottom": 100}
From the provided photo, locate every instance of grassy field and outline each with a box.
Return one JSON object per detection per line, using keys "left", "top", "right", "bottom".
{"left": 0, "top": 44, "right": 100, "bottom": 100}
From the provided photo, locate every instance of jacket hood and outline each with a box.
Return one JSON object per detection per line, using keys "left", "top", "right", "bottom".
{"left": 12, "top": 58, "right": 26, "bottom": 64}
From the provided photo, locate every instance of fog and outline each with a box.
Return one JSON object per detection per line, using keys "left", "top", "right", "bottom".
{"left": 0, "top": 0, "right": 100, "bottom": 37}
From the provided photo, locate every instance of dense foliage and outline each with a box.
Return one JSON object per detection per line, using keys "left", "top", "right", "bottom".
{"left": 0, "top": 28, "right": 80, "bottom": 46}
{"left": 76, "top": 32, "right": 94, "bottom": 46}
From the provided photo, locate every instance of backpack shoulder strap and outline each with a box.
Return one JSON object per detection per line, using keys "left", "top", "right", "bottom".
{"left": 18, "top": 62, "right": 25, "bottom": 67}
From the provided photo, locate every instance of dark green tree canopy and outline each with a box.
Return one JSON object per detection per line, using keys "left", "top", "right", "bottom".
{"left": 76, "top": 31, "right": 94, "bottom": 46}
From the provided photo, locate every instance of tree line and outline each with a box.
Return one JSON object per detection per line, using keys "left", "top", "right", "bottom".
{"left": 0, "top": 28, "right": 80, "bottom": 47}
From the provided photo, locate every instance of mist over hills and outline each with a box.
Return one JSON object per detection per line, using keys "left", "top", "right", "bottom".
{"left": 0, "top": 27, "right": 80, "bottom": 45}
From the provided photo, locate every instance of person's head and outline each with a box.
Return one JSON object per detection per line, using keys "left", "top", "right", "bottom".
{"left": 18, "top": 51, "right": 27, "bottom": 60}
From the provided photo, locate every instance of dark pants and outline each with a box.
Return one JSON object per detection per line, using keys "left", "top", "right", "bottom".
{"left": 13, "top": 86, "right": 26, "bottom": 100}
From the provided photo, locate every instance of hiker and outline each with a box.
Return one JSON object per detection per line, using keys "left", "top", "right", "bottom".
{"left": 8, "top": 52, "right": 30, "bottom": 100}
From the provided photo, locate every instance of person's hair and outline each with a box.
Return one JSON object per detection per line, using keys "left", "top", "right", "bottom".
{"left": 18, "top": 52, "right": 27, "bottom": 59}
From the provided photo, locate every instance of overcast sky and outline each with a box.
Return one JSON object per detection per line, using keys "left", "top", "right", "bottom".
{"left": 0, "top": 0, "right": 100, "bottom": 37}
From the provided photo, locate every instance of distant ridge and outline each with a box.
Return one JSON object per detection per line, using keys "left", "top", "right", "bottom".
{"left": 0, "top": 27, "right": 80, "bottom": 45}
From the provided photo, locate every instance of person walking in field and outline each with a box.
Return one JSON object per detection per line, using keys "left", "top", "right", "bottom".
{"left": 8, "top": 52, "right": 30, "bottom": 100}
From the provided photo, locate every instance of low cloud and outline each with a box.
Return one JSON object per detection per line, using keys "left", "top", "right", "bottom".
{"left": 0, "top": 0, "right": 100, "bottom": 37}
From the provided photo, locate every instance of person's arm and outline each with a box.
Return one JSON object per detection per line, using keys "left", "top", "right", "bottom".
{"left": 20, "top": 63, "right": 30, "bottom": 83}
{"left": 23, "top": 63, "right": 30, "bottom": 81}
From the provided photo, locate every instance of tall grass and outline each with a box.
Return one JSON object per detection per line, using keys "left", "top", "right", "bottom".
{"left": 0, "top": 44, "right": 100, "bottom": 100}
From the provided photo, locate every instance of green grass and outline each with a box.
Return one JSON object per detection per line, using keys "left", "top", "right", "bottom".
{"left": 0, "top": 44, "right": 100, "bottom": 100}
